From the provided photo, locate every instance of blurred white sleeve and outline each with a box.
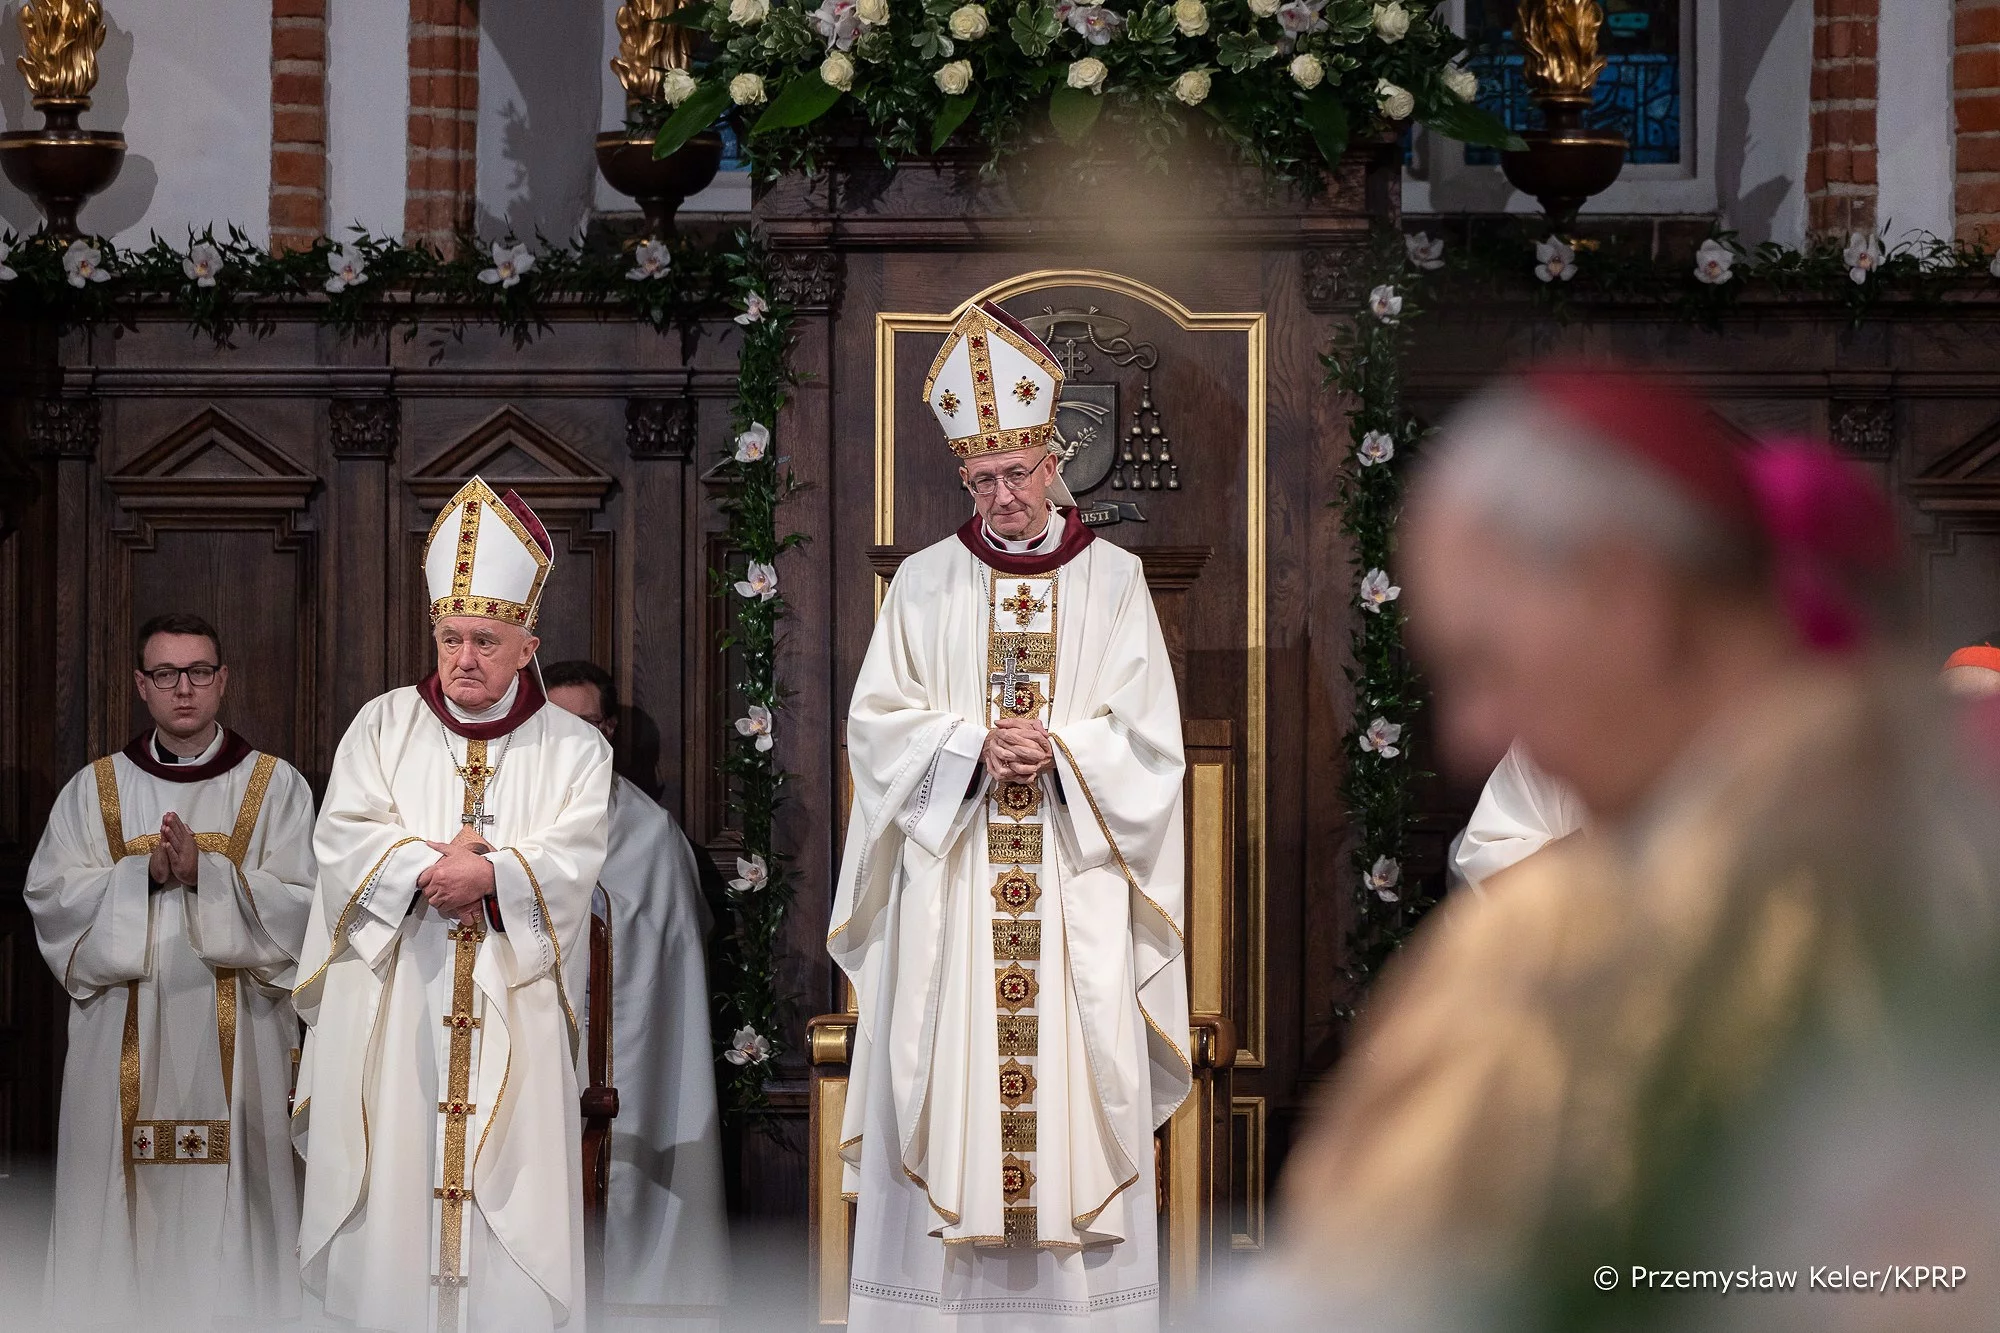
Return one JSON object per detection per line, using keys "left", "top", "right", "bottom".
{"left": 1448, "top": 743, "right": 1586, "bottom": 891}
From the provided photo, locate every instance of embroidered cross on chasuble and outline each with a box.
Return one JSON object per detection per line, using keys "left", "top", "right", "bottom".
{"left": 985, "top": 566, "right": 1058, "bottom": 1245}
{"left": 431, "top": 737, "right": 493, "bottom": 1330}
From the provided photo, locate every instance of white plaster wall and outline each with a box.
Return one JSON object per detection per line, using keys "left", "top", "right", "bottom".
{"left": 0, "top": 0, "right": 270, "bottom": 247}
{"left": 1876, "top": 0, "right": 1955, "bottom": 245}
{"left": 327, "top": 0, "right": 408, "bottom": 240}
{"left": 477, "top": 7, "right": 606, "bottom": 241}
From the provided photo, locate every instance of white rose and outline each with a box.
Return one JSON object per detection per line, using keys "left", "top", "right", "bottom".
{"left": 1172, "top": 68, "right": 1211, "bottom": 105}
{"left": 1376, "top": 78, "right": 1414, "bottom": 119}
{"left": 821, "top": 50, "right": 855, "bottom": 90}
{"left": 934, "top": 59, "right": 973, "bottom": 95}
{"left": 730, "top": 72, "right": 767, "bottom": 105}
{"left": 1372, "top": 1, "right": 1408, "bottom": 42}
{"left": 1289, "top": 53, "right": 1323, "bottom": 89}
{"left": 1173, "top": 0, "right": 1209, "bottom": 36}
{"left": 1248, "top": 0, "right": 1280, "bottom": 16}
{"left": 729, "top": 0, "right": 769, "bottom": 24}
{"left": 1067, "top": 56, "right": 1107, "bottom": 92}
{"left": 855, "top": 0, "right": 889, "bottom": 23}
{"left": 1442, "top": 64, "right": 1477, "bottom": 101}
{"left": 948, "top": 4, "right": 989, "bottom": 39}
{"left": 659, "top": 68, "right": 698, "bottom": 105}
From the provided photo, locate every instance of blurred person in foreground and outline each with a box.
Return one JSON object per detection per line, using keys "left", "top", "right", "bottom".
{"left": 1269, "top": 368, "right": 2000, "bottom": 1332}
{"left": 25, "top": 612, "right": 316, "bottom": 1327}
{"left": 544, "top": 660, "right": 727, "bottom": 1331}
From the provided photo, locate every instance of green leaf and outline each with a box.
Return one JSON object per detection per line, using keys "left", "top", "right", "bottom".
{"left": 1011, "top": 1, "right": 1058, "bottom": 58}
{"left": 749, "top": 72, "right": 846, "bottom": 136}
{"left": 1217, "top": 30, "right": 1278, "bottom": 74}
{"left": 1049, "top": 85, "right": 1103, "bottom": 144}
{"left": 652, "top": 81, "right": 732, "bottom": 159}
{"left": 1420, "top": 98, "right": 1527, "bottom": 153}
{"left": 655, "top": 5, "right": 712, "bottom": 27}
{"left": 1299, "top": 88, "right": 1349, "bottom": 166}
{"left": 931, "top": 92, "right": 978, "bottom": 152}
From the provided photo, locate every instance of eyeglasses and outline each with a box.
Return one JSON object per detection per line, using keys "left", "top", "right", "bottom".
{"left": 141, "top": 664, "right": 220, "bottom": 690}
{"left": 964, "top": 464, "right": 1046, "bottom": 498}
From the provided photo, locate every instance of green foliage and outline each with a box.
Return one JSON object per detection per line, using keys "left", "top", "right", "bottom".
{"left": 1049, "top": 84, "right": 1105, "bottom": 142}
{"left": 932, "top": 91, "right": 981, "bottom": 150}
{"left": 653, "top": 80, "right": 734, "bottom": 159}
{"left": 751, "top": 70, "right": 848, "bottom": 135}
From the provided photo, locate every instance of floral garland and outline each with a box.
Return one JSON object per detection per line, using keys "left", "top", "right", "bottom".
{"left": 647, "top": 0, "right": 1518, "bottom": 181}
{"left": 1326, "top": 220, "right": 2000, "bottom": 1014}
{"left": 710, "top": 236, "right": 809, "bottom": 1117}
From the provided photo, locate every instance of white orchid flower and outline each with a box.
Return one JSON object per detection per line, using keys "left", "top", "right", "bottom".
{"left": 1367, "top": 284, "right": 1403, "bottom": 323}
{"left": 477, "top": 240, "right": 535, "bottom": 289}
{"left": 736, "top": 291, "right": 769, "bottom": 325}
{"left": 1843, "top": 231, "right": 1884, "bottom": 285}
{"left": 1358, "top": 568, "right": 1400, "bottom": 613}
{"left": 1405, "top": 231, "right": 1444, "bottom": 271}
{"left": 1534, "top": 235, "right": 1577, "bottom": 283}
{"left": 325, "top": 244, "right": 368, "bottom": 293}
{"left": 735, "top": 423, "right": 771, "bottom": 463}
{"left": 1692, "top": 237, "right": 1734, "bottom": 285}
{"left": 627, "top": 238, "right": 672, "bottom": 281}
{"left": 183, "top": 242, "right": 224, "bottom": 288}
{"left": 63, "top": 239, "right": 109, "bottom": 287}
{"left": 1365, "top": 855, "right": 1402, "bottom": 902}
{"left": 735, "top": 704, "right": 775, "bottom": 752}
{"left": 724, "top": 1025, "right": 772, "bottom": 1066}
{"left": 1357, "top": 431, "right": 1395, "bottom": 466}
{"left": 0, "top": 240, "right": 16, "bottom": 282}
{"left": 1358, "top": 716, "right": 1403, "bottom": 758}
{"left": 1990, "top": 251, "right": 2000, "bottom": 280}
{"left": 729, "top": 853, "right": 770, "bottom": 895}
{"left": 734, "top": 560, "right": 779, "bottom": 601}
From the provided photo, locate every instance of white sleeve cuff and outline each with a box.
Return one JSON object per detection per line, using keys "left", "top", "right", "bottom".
{"left": 349, "top": 842, "right": 438, "bottom": 967}
{"left": 1050, "top": 742, "right": 1112, "bottom": 872}
{"left": 903, "top": 722, "right": 988, "bottom": 857}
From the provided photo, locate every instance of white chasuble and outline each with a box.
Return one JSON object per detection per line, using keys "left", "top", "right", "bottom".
{"left": 589, "top": 776, "right": 727, "bottom": 1329}
{"left": 25, "top": 728, "right": 318, "bottom": 1327}
{"left": 832, "top": 512, "right": 1191, "bottom": 1329}
{"left": 294, "top": 674, "right": 612, "bottom": 1333}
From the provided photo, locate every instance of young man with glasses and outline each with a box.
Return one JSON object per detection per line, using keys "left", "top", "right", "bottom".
{"left": 832, "top": 301, "right": 1190, "bottom": 1330}
{"left": 295, "top": 478, "right": 612, "bottom": 1333}
{"left": 24, "top": 611, "right": 318, "bottom": 1326}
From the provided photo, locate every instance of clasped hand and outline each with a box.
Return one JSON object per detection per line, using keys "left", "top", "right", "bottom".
{"left": 418, "top": 826, "right": 496, "bottom": 923}
{"left": 983, "top": 717, "right": 1054, "bottom": 785}
{"left": 147, "top": 812, "right": 200, "bottom": 887}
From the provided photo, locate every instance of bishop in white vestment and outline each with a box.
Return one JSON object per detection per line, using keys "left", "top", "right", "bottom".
{"left": 544, "top": 663, "right": 728, "bottom": 1330}
{"left": 25, "top": 615, "right": 317, "bottom": 1327}
{"left": 294, "top": 479, "right": 613, "bottom": 1333}
{"left": 833, "top": 302, "right": 1191, "bottom": 1329}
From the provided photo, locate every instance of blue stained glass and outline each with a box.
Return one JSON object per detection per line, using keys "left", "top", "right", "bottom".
{"left": 1460, "top": 0, "right": 1682, "bottom": 167}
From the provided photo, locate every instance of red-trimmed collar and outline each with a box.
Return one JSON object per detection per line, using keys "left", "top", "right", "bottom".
{"left": 119, "top": 728, "right": 256, "bottom": 784}
{"left": 418, "top": 669, "right": 547, "bottom": 740}
{"left": 956, "top": 507, "right": 1096, "bottom": 576}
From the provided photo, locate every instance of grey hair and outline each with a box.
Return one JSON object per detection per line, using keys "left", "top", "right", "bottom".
{"left": 1417, "top": 384, "right": 1767, "bottom": 583}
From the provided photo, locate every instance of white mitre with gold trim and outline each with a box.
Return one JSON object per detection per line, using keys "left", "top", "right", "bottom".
{"left": 925, "top": 300, "right": 1078, "bottom": 504}
{"left": 423, "top": 476, "right": 554, "bottom": 628}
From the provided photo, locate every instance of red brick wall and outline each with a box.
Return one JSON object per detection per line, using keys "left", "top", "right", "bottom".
{"left": 1960, "top": 1, "right": 2000, "bottom": 243}
{"left": 1808, "top": 0, "right": 1880, "bottom": 239}
{"left": 270, "top": 0, "right": 329, "bottom": 252}
{"left": 406, "top": 0, "right": 479, "bottom": 254}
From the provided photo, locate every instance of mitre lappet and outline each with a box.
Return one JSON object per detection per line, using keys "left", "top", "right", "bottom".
{"left": 925, "top": 299, "right": 1078, "bottom": 504}
{"left": 423, "top": 476, "right": 555, "bottom": 628}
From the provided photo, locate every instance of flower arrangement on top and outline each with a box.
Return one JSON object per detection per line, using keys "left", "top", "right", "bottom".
{"left": 644, "top": 0, "right": 1522, "bottom": 182}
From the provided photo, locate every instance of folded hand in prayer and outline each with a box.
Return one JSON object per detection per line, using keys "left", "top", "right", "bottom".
{"left": 984, "top": 717, "right": 1053, "bottom": 784}
{"left": 419, "top": 839, "right": 495, "bottom": 923}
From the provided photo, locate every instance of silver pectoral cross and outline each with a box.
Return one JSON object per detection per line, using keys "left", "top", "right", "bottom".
{"left": 992, "top": 641, "right": 1024, "bottom": 718}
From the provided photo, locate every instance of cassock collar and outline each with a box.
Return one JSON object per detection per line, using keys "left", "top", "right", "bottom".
{"left": 120, "top": 727, "right": 256, "bottom": 784}
{"left": 418, "top": 668, "right": 547, "bottom": 740}
{"left": 957, "top": 505, "right": 1095, "bottom": 576}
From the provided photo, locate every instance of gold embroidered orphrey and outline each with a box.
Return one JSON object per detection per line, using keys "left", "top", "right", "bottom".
{"left": 91, "top": 750, "right": 279, "bottom": 1167}
{"left": 433, "top": 736, "right": 494, "bottom": 1329}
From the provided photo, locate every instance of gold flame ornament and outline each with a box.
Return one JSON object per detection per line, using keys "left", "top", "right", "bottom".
{"left": 1516, "top": 0, "right": 1607, "bottom": 105}
{"left": 15, "top": 0, "right": 106, "bottom": 108}
{"left": 611, "top": 0, "right": 696, "bottom": 104}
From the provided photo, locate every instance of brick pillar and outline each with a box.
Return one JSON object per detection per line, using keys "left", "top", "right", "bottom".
{"left": 1959, "top": 1, "right": 2000, "bottom": 243}
{"left": 1808, "top": 0, "right": 1879, "bottom": 239}
{"left": 270, "top": 0, "right": 329, "bottom": 252}
{"left": 406, "top": 0, "right": 479, "bottom": 254}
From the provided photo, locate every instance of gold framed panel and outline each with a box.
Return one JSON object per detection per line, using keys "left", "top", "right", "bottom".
{"left": 1230, "top": 1095, "right": 1267, "bottom": 1251}
{"left": 872, "top": 269, "right": 1268, "bottom": 1066}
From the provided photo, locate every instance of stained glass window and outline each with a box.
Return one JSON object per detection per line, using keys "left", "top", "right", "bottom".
{"left": 1460, "top": 0, "right": 1683, "bottom": 167}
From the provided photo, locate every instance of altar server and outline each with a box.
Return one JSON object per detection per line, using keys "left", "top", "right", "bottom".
{"left": 295, "top": 478, "right": 613, "bottom": 1333}
{"left": 26, "top": 612, "right": 317, "bottom": 1327}
{"left": 833, "top": 300, "right": 1190, "bottom": 1329}
{"left": 544, "top": 660, "right": 728, "bottom": 1331}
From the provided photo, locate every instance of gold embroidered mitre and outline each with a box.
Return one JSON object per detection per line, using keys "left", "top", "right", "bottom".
{"left": 924, "top": 300, "right": 1065, "bottom": 460}
{"left": 423, "top": 476, "right": 554, "bottom": 627}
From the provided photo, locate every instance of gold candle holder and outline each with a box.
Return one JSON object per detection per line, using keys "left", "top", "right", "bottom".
{"left": 596, "top": 0, "right": 721, "bottom": 241}
{"left": 0, "top": 0, "right": 126, "bottom": 239}
{"left": 1499, "top": 0, "right": 1626, "bottom": 228}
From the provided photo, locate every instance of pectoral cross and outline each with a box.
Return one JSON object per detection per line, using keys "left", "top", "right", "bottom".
{"left": 991, "top": 642, "right": 1025, "bottom": 723}
{"left": 999, "top": 582, "right": 1046, "bottom": 628}
{"left": 457, "top": 740, "right": 495, "bottom": 835}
